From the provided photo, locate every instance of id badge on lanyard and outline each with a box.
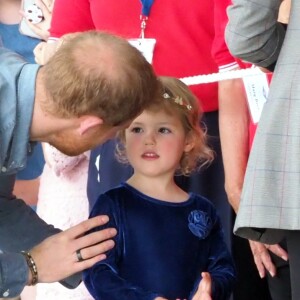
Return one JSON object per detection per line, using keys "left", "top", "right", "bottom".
{"left": 128, "top": 0, "right": 156, "bottom": 64}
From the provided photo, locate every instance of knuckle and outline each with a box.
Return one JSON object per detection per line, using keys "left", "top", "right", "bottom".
{"left": 80, "top": 219, "right": 93, "bottom": 232}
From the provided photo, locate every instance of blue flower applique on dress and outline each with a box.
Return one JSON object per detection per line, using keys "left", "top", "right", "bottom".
{"left": 188, "top": 210, "right": 213, "bottom": 239}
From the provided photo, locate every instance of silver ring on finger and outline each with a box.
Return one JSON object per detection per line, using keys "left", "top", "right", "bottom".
{"left": 76, "top": 249, "right": 84, "bottom": 262}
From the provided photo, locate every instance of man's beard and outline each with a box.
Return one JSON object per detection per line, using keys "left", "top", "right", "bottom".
{"left": 49, "top": 132, "right": 89, "bottom": 156}
{"left": 48, "top": 124, "right": 118, "bottom": 156}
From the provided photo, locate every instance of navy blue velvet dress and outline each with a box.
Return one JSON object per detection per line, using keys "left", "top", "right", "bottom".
{"left": 83, "top": 183, "right": 236, "bottom": 300}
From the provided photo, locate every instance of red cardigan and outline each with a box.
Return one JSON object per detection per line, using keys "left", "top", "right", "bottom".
{"left": 50, "top": 0, "right": 238, "bottom": 112}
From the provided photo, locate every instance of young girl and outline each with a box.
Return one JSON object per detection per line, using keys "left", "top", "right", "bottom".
{"left": 83, "top": 76, "right": 236, "bottom": 300}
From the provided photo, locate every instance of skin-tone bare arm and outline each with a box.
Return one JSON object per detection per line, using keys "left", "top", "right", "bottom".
{"left": 218, "top": 76, "right": 288, "bottom": 278}
{"left": 218, "top": 77, "right": 249, "bottom": 213}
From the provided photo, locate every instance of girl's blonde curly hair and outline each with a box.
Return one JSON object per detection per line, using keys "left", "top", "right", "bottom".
{"left": 116, "top": 76, "right": 214, "bottom": 176}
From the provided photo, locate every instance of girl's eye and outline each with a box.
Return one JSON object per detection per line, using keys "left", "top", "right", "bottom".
{"left": 130, "top": 127, "right": 143, "bottom": 133}
{"left": 159, "top": 127, "right": 171, "bottom": 134}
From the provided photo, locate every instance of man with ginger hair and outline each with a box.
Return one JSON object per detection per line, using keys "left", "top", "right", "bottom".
{"left": 0, "top": 30, "right": 158, "bottom": 298}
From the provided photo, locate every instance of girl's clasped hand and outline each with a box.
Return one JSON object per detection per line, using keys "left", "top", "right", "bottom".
{"left": 155, "top": 272, "right": 213, "bottom": 300}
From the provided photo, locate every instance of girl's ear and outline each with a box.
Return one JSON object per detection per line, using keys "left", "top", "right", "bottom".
{"left": 183, "top": 132, "right": 195, "bottom": 153}
{"left": 77, "top": 115, "right": 103, "bottom": 135}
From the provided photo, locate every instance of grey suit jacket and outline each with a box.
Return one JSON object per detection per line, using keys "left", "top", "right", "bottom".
{"left": 226, "top": 0, "right": 300, "bottom": 244}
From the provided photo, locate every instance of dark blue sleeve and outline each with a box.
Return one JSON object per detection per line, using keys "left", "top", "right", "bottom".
{"left": 208, "top": 215, "right": 236, "bottom": 299}
{"left": 189, "top": 211, "right": 236, "bottom": 300}
{"left": 83, "top": 194, "right": 160, "bottom": 300}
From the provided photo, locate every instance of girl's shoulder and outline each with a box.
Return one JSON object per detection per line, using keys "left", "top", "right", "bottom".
{"left": 189, "top": 193, "right": 218, "bottom": 216}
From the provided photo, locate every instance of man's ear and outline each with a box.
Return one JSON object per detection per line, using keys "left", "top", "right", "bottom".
{"left": 77, "top": 115, "right": 103, "bottom": 135}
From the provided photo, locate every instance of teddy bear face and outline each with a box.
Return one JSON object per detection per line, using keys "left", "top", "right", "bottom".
{"left": 25, "top": 4, "right": 44, "bottom": 24}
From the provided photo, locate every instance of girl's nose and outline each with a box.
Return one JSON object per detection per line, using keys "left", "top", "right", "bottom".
{"left": 144, "top": 132, "right": 155, "bottom": 145}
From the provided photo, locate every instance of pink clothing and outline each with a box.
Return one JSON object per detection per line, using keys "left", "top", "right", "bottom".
{"left": 36, "top": 144, "right": 92, "bottom": 300}
{"left": 37, "top": 144, "right": 89, "bottom": 230}
{"left": 49, "top": 0, "right": 239, "bottom": 112}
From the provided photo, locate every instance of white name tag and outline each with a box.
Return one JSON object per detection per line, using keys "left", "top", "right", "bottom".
{"left": 242, "top": 69, "right": 269, "bottom": 123}
{"left": 128, "top": 38, "right": 156, "bottom": 64}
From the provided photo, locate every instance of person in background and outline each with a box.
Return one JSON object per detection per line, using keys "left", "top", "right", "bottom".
{"left": 220, "top": 0, "right": 292, "bottom": 299}
{"left": 226, "top": 0, "right": 300, "bottom": 299}
{"left": 84, "top": 76, "right": 235, "bottom": 300}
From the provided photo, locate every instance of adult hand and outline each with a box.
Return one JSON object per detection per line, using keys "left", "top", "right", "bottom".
{"left": 249, "top": 240, "right": 288, "bottom": 278}
{"left": 29, "top": 215, "right": 116, "bottom": 284}
{"left": 34, "top": 33, "right": 81, "bottom": 65}
{"left": 191, "top": 272, "right": 212, "bottom": 300}
{"left": 34, "top": 41, "right": 57, "bottom": 65}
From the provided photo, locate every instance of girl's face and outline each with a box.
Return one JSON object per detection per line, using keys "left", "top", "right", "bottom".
{"left": 124, "top": 109, "right": 193, "bottom": 178}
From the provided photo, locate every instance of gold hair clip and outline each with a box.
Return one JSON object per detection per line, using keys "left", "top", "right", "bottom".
{"left": 163, "top": 93, "right": 192, "bottom": 111}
